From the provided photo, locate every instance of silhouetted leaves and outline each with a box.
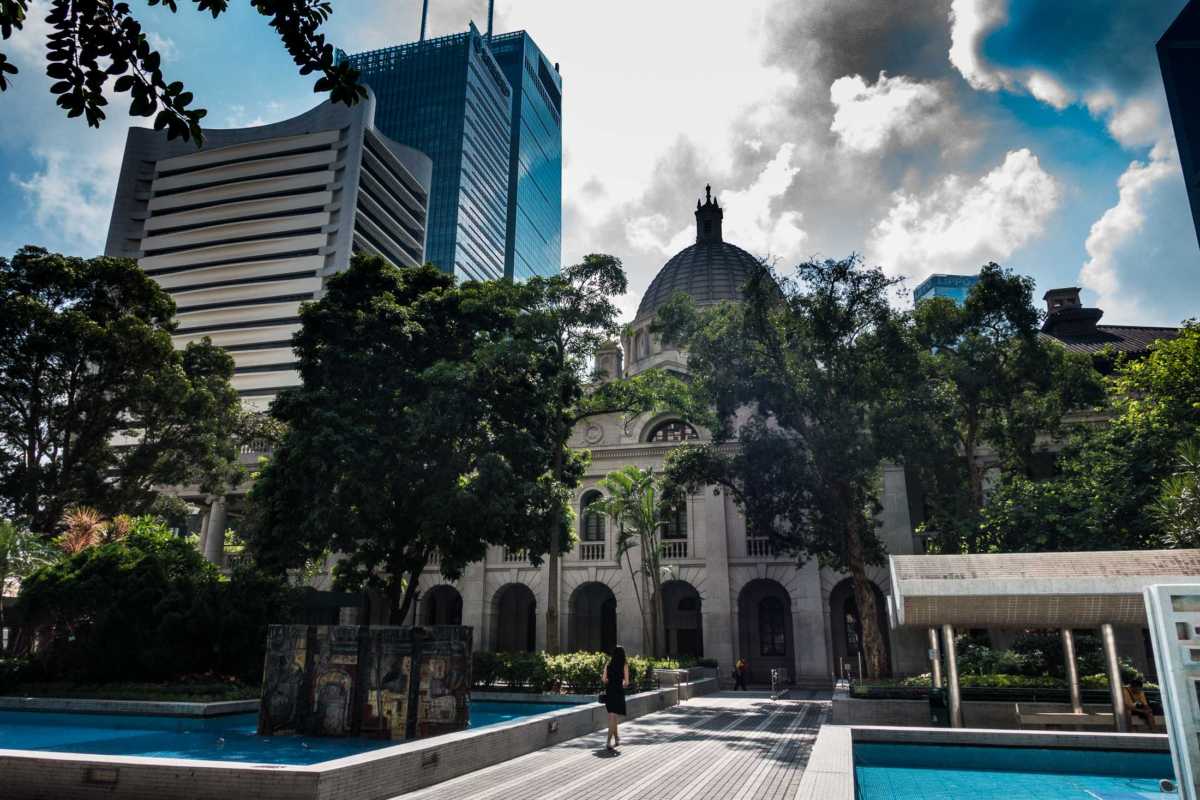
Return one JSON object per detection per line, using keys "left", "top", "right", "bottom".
{"left": 0, "top": 0, "right": 364, "bottom": 143}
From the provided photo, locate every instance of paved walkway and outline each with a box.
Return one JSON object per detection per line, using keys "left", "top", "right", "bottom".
{"left": 397, "top": 691, "right": 829, "bottom": 800}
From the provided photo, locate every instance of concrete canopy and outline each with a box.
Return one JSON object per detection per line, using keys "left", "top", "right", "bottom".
{"left": 888, "top": 549, "right": 1200, "bottom": 628}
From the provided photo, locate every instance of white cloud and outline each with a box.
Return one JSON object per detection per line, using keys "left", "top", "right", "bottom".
{"left": 867, "top": 148, "right": 1061, "bottom": 278}
{"left": 829, "top": 72, "right": 944, "bottom": 153}
{"left": 146, "top": 32, "right": 179, "bottom": 63}
{"left": 622, "top": 143, "right": 806, "bottom": 262}
{"left": 948, "top": 0, "right": 1074, "bottom": 110}
{"left": 12, "top": 148, "right": 123, "bottom": 251}
{"left": 1078, "top": 147, "right": 1178, "bottom": 320}
{"left": 719, "top": 143, "right": 807, "bottom": 259}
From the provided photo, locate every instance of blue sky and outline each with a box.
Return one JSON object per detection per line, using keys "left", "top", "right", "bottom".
{"left": 0, "top": 0, "right": 1195, "bottom": 325}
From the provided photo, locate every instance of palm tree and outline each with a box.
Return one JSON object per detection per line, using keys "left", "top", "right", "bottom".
{"left": 587, "top": 466, "right": 679, "bottom": 657}
{"left": 57, "top": 506, "right": 107, "bottom": 554}
{"left": 1155, "top": 439, "right": 1200, "bottom": 548}
{"left": 0, "top": 519, "right": 55, "bottom": 642}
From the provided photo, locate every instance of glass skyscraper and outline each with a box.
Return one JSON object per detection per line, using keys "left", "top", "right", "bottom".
{"left": 490, "top": 31, "right": 563, "bottom": 280}
{"left": 913, "top": 274, "right": 980, "bottom": 306}
{"left": 342, "top": 23, "right": 511, "bottom": 282}
{"left": 341, "top": 24, "right": 562, "bottom": 282}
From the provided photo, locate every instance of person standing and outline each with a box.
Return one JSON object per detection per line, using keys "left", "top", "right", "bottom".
{"left": 602, "top": 645, "right": 629, "bottom": 750}
{"left": 734, "top": 657, "right": 748, "bottom": 690}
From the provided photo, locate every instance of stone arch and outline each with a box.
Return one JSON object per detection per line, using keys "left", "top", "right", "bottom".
{"left": 737, "top": 578, "right": 795, "bottom": 684}
{"left": 421, "top": 584, "right": 463, "bottom": 626}
{"left": 568, "top": 581, "right": 617, "bottom": 653}
{"left": 640, "top": 415, "right": 700, "bottom": 444}
{"left": 658, "top": 580, "right": 703, "bottom": 658}
{"left": 491, "top": 583, "right": 537, "bottom": 653}
{"left": 828, "top": 577, "right": 891, "bottom": 679}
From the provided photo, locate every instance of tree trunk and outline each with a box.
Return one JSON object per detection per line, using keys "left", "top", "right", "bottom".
{"left": 964, "top": 417, "right": 984, "bottom": 513}
{"left": 846, "top": 512, "right": 890, "bottom": 679}
{"left": 647, "top": 537, "right": 665, "bottom": 658}
{"left": 390, "top": 564, "right": 424, "bottom": 626}
{"left": 545, "top": 447, "right": 564, "bottom": 653}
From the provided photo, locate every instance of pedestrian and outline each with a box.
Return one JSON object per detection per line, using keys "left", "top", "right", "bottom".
{"left": 734, "top": 657, "right": 748, "bottom": 690}
{"left": 602, "top": 644, "right": 629, "bottom": 750}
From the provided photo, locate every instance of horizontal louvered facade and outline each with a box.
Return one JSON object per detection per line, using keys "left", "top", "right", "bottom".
{"left": 105, "top": 94, "right": 432, "bottom": 410}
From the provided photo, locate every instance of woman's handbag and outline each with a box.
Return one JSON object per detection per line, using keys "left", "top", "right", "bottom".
{"left": 598, "top": 692, "right": 607, "bottom": 704}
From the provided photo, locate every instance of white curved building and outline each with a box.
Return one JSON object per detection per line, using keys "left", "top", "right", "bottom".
{"left": 105, "top": 93, "right": 432, "bottom": 411}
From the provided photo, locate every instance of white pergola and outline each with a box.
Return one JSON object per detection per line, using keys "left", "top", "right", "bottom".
{"left": 887, "top": 549, "right": 1200, "bottom": 730}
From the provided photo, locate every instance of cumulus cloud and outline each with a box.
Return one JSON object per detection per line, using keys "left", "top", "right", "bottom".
{"left": 12, "top": 149, "right": 123, "bottom": 248}
{"left": 1078, "top": 141, "right": 1181, "bottom": 321}
{"left": 867, "top": 148, "right": 1062, "bottom": 278}
{"left": 948, "top": 0, "right": 1074, "bottom": 109}
{"left": 829, "top": 72, "right": 945, "bottom": 153}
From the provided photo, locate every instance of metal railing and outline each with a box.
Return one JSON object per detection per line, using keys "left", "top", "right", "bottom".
{"left": 578, "top": 542, "right": 606, "bottom": 561}
{"left": 661, "top": 539, "right": 688, "bottom": 560}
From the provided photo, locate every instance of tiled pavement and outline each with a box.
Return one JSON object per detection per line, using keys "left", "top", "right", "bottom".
{"left": 396, "top": 691, "right": 830, "bottom": 800}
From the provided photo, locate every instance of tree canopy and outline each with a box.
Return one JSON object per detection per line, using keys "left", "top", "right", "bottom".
{"left": 980, "top": 322, "right": 1200, "bottom": 552}
{"left": 0, "top": 246, "right": 243, "bottom": 533}
{"left": 908, "top": 264, "right": 1104, "bottom": 553}
{"left": 246, "top": 255, "right": 576, "bottom": 623}
{"left": 0, "top": 0, "right": 364, "bottom": 142}
{"left": 658, "top": 255, "right": 919, "bottom": 678}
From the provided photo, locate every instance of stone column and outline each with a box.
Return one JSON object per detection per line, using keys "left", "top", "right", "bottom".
{"left": 700, "top": 488, "right": 734, "bottom": 674}
{"left": 202, "top": 496, "right": 227, "bottom": 565}
{"left": 460, "top": 561, "right": 486, "bottom": 650}
{"left": 942, "top": 624, "right": 962, "bottom": 728}
{"left": 196, "top": 504, "right": 212, "bottom": 559}
{"left": 928, "top": 628, "right": 943, "bottom": 688}
{"left": 1062, "top": 628, "right": 1083, "bottom": 714}
{"left": 1102, "top": 623, "right": 1128, "bottom": 731}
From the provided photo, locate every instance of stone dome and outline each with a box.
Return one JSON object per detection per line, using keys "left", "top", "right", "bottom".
{"left": 635, "top": 185, "right": 763, "bottom": 319}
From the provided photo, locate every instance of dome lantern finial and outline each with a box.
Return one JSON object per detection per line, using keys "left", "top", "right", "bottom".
{"left": 694, "top": 183, "right": 723, "bottom": 243}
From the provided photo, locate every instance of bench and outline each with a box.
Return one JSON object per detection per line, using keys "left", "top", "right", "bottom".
{"left": 1015, "top": 704, "right": 1114, "bottom": 730}
{"left": 1014, "top": 704, "right": 1165, "bottom": 731}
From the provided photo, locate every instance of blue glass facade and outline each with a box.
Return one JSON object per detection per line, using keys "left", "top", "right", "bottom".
{"left": 490, "top": 32, "right": 563, "bottom": 279}
{"left": 914, "top": 274, "right": 980, "bottom": 306}
{"left": 342, "top": 24, "right": 512, "bottom": 281}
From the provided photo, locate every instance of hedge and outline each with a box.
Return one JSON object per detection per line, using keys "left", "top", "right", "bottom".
{"left": 472, "top": 651, "right": 691, "bottom": 693}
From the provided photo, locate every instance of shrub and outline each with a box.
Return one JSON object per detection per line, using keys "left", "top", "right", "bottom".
{"left": 470, "top": 651, "right": 682, "bottom": 693}
{"left": 15, "top": 517, "right": 297, "bottom": 685}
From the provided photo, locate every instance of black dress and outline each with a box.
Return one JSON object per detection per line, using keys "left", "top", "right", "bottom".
{"left": 604, "top": 661, "right": 627, "bottom": 716}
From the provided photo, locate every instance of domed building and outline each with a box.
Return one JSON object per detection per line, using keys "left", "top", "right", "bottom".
{"left": 415, "top": 188, "right": 929, "bottom": 684}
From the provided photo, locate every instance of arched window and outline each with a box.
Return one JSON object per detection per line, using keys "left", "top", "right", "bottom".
{"left": 758, "top": 596, "right": 787, "bottom": 657}
{"left": 661, "top": 501, "right": 687, "bottom": 540}
{"left": 635, "top": 331, "right": 649, "bottom": 360}
{"left": 646, "top": 420, "right": 699, "bottom": 443}
{"left": 580, "top": 490, "right": 605, "bottom": 542}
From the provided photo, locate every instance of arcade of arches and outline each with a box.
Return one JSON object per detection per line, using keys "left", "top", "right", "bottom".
{"left": 828, "top": 577, "right": 891, "bottom": 679}
{"left": 493, "top": 583, "right": 537, "bottom": 652}
{"left": 421, "top": 584, "right": 463, "bottom": 626}
{"left": 568, "top": 582, "right": 617, "bottom": 652}
{"left": 737, "top": 579, "right": 795, "bottom": 684}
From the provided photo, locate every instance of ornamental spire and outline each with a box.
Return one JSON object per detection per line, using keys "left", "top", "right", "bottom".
{"left": 695, "top": 184, "right": 723, "bottom": 243}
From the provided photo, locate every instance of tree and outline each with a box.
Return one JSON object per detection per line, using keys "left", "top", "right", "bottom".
{"left": 0, "top": 247, "right": 244, "bottom": 533}
{"left": 1154, "top": 440, "right": 1200, "bottom": 548}
{"left": 658, "top": 256, "right": 919, "bottom": 678}
{"left": 587, "top": 466, "right": 678, "bottom": 657}
{"left": 0, "top": 0, "right": 364, "bottom": 142}
{"left": 513, "top": 254, "right": 688, "bottom": 652}
{"left": 909, "top": 264, "right": 1104, "bottom": 552}
{"left": 0, "top": 517, "right": 55, "bottom": 636}
{"left": 245, "top": 255, "right": 570, "bottom": 624}
{"left": 980, "top": 322, "right": 1200, "bottom": 552}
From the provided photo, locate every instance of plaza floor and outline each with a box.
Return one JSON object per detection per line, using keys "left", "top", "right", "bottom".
{"left": 395, "top": 691, "right": 829, "bottom": 800}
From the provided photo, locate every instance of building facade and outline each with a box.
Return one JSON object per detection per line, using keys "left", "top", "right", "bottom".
{"left": 913, "top": 273, "right": 980, "bottom": 306}
{"left": 342, "top": 24, "right": 562, "bottom": 281}
{"left": 105, "top": 94, "right": 432, "bottom": 411}
{"left": 342, "top": 24, "right": 514, "bottom": 282}
{"left": 490, "top": 31, "right": 563, "bottom": 280}
{"left": 411, "top": 189, "right": 930, "bottom": 685}
{"left": 1159, "top": 0, "right": 1200, "bottom": 249}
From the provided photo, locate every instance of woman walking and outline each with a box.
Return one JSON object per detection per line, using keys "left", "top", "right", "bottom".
{"left": 602, "top": 645, "right": 629, "bottom": 750}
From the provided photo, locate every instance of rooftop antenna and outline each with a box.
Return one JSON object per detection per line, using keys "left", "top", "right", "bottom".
{"left": 486, "top": 0, "right": 494, "bottom": 40}
{"left": 419, "top": 0, "right": 429, "bottom": 41}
